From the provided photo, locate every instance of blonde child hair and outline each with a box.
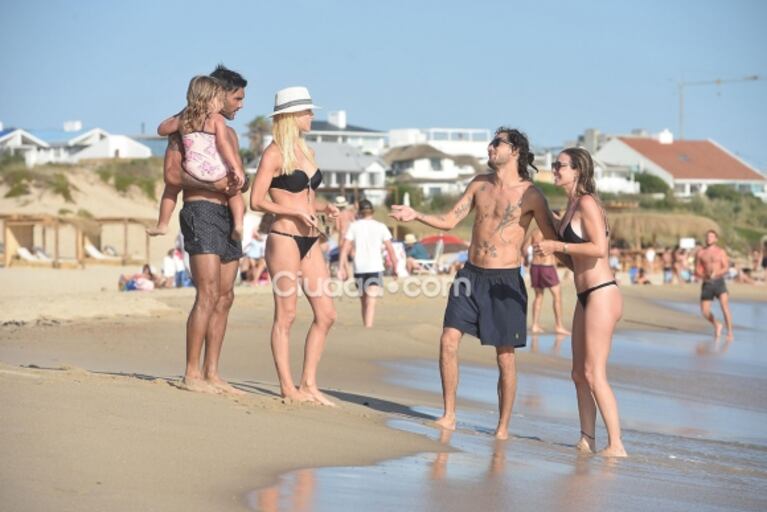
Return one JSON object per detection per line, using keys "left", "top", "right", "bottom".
{"left": 180, "top": 76, "right": 224, "bottom": 134}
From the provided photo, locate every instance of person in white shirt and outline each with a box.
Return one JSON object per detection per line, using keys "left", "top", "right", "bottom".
{"left": 338, "top": 199, "right": 398, "bottom": 327}
{"left": 162, "top": 249, "right": 177, "bottom": 288}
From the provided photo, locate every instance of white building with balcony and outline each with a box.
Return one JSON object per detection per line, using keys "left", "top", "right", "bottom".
{"left": 306, "top": 111, "right": 387, "bottom": 155}
{"left": 384, "top": 144, "right": 483, "bottom": 198}
{"left": 388, "top": 128, "right": 491, "bottom": 161}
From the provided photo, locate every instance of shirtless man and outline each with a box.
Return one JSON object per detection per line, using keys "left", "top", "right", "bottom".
{"left": 390, "top": 127, "right": 559, "bottom": 439}
{"left": 695, "top": 230, "right": 734, "bottom": 341}
{"left": 163, "top": 64, "right": 249, "bottom": 394}
{"left": 526, "top": 228, "right": 570, "bottom": 335}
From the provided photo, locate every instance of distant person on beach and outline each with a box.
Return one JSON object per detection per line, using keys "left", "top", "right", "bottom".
{"left": 695, "top": 230, "right": 734, "bottom": 341}
{"left": 333, "top": 196, "right": 355, "bottom": 278}
{"left": 338, "top": 199, "right": 398, "bottom": 328}
{"left": 661, "top": 247, "right": 674, "bottom": 283}
{"left": 156, "top": 64, "right": 248, "bottom": 395}
{"left": 526, "top": 228, "right": 570, "bottom": 335}
{"left": 533, "top": 147, "right": 627, "bottom": 458}
{"left": 250, "top": 86, "right": 339, "bottom": 405}
{"left": 390, "top": 127, "right": 560, "bottom": 440}
{"left": 148, "top": 75, "right": 246, "bottom": 240}
{"left": 403, "top": 233, "right": 430, "bottom": 274}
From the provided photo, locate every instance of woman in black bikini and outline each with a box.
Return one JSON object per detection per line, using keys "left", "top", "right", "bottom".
{"left": 533, "top": 147, "right": 627, "bottom": 457}
{"left": 250, "top": 86, "right": 339, "bottom": 406}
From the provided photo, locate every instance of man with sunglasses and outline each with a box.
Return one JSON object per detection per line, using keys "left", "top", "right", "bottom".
{"left": 390, "top": 127, "right": 560, "bottom": 439}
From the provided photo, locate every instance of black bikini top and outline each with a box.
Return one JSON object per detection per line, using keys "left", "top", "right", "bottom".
{"left": 270, "top": 169, "right": 322, "bottom": 193}
{"left": 561, "top": 222, "right": 587, "bottom": 244}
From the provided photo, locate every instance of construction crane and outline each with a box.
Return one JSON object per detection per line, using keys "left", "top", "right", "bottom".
{"left": 678, "top": 75, "right": 761, "bottom": 139}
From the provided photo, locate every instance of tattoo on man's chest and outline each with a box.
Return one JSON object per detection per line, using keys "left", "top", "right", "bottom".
{"left": 493, "top": 198, "right": 523, "bottom": 242}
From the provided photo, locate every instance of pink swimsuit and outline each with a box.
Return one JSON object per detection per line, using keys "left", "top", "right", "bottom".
{"left": 181, "top": 132, "right": 228, "bottom": 182}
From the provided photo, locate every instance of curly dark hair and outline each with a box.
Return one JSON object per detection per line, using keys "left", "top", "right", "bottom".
{"left": 494, "top": 127, "right": 537, "bottom": 181}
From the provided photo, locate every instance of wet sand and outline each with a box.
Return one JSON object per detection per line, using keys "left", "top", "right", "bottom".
{"left": 1, "top": 267, "right": 766, "bottom": 511}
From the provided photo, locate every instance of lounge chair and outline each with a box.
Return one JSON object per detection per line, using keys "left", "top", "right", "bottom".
{"left": 15, "top": 247, "right": 54, "bottom": 267}
{"left": 84, "top": 242, "right": 122, "bottom": 264}
{"left": 413, "top": 239, "right": 444, "bottom": 274}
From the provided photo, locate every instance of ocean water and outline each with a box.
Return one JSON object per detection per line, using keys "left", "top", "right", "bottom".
{"left": 246, "top": 301, "right": 767, "bottom": 511}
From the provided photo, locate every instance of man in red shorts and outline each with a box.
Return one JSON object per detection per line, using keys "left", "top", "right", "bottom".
{"left": 527, "top": 228, "right": 570, "bottom": 335}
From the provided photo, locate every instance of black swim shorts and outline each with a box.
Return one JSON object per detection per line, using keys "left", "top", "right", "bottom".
{"left": 179, "top": 200, "right": 242, "bottom": 263}
{"left": 443, "top": 261, "right": 527, "bottom": 348}
{"left": 354, "top": 272, "right": 383, "bottom": 293}
{"left": 700, "top": 277, "right": 728, "bottom": 301}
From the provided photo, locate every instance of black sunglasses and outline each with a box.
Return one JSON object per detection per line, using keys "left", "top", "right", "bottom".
{"left": 552, "top": 161, "right": 574, "bottom": 171}
{"left": 489, "top": 137, "right": 514, "bottom": 148}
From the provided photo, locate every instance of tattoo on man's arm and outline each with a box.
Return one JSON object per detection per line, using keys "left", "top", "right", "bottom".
{"left": 452, "top": 199, "right": 472, "bottom": 220}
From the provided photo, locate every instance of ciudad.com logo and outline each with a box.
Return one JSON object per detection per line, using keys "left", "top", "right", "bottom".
{"left": 269, "top": 271, "right": 472, "bottom": 299}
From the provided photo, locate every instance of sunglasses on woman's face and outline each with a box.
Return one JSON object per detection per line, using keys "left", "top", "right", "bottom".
{"left": 552, "top": 161, "right": 574, "bottom": 171}
{"left": 489, "top": 137, "right": 514, "bottom": 148}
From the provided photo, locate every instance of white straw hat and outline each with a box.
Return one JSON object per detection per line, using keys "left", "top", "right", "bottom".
{"left": 333, "top": 196, "right": 349, "bottom": 208}
{"left": 268, "top": 86, "right": 320, "bottom": 117}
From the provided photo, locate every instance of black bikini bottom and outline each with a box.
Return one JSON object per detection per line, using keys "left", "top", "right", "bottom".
{"left": 270, "top": 230, "right": 319, "bottom": 259}
{"left": 577, "top": 280, "right": 617, "bottom": 308}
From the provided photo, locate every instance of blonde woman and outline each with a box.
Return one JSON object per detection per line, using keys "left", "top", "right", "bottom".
{"left": 250, "top": 87, "right": 339, "bottom": 405}
{"left": 533, "top": 147, "right": 627, "bottom": 457}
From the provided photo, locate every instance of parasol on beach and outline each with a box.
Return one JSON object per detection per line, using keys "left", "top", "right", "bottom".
{"left": 420, "top": 234, "right": 469, "bottom": 254}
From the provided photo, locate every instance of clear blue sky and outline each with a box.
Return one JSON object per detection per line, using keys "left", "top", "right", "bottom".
{"left": 2, "top": 0, "right": 766, "bottom": 168}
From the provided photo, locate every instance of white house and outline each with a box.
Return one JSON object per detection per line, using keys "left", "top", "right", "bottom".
{"left": 308, "top": 142, "right": 388, "bottom": 205}
{"left": 388, "top": 128, "right": 491, "bottom": 161}
{"left": 596, "top": 132, "right": 767, "bottom": 200}
{"left": 71, "top": 134, "right": 152, "bottom": 161}
{"left": 2, "top": 123, "right": 151, "bottom": 166}
{"left": 384, "top": 144, "right": 482, "bottom": 198}
{"left": 306, "top": 111, "right": 387, "bottom": 156}
{"left": 593, "top": 159, "right": 641, "bottom": 194}
{"left": 0, "top": 128, "right": 51, "bottom": 167}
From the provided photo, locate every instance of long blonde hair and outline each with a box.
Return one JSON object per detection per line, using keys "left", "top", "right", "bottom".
{"left": 272, "top": 112, "right": 316, "bottom": 175}
{"left": 180, "top": 76, "right": 224, "bottom": 134}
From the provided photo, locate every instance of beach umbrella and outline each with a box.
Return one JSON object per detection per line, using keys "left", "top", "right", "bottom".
{"left": 420, "top": 234, "right": 469, "bottom": 253}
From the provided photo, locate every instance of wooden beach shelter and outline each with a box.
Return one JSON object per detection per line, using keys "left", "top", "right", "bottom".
{"left": 88, "top": 216, "right": 154, "bottom": 265}
{"left": 1, "top": 214, "right": 85, "bottom": 268}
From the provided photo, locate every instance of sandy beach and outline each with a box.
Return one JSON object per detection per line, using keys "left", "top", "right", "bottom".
{"left": 1, "top": 266, "right": 766, "bottom": 511}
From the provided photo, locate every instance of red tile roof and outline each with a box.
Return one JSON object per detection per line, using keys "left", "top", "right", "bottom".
{"left": 618, "top": 137, "right": 765, "bottom": 181}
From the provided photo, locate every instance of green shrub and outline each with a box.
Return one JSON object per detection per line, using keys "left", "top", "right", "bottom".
{"left": 386, "top": 183, "right": 423, "bottom": 209}
{"left": 706, "top": 184, "right": 745, "bottom": 201}
{"left": 95, "top": 158, "right": 162, "bottom": 200}
{"left": 635, "top": 172, "right": 670, "bottom": 194}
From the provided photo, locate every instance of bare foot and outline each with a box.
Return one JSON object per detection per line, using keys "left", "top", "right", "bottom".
{"left": 725, "top": 330, "right": 734, "bottom": 342}
{"left": 232, "top": 224, "right": 244, "bottom": 241}
{"left": 531, "top": 325, "right": 545, "bottom": 334}
{"left": 300, "top": 386, "right": 337, "bottom": 407}
{"left": 598, "top": 444, "right": 628, "bottom": 458}
{"left": 714, "top": 321, "right": 723, "bottom": 339}
{"left": 434, "top": 415, "right": 456, "bottom": 431}
{"left": 494, "top": 427, "right": 509, "bottom": 440}
{"left": 206, "top": 377, "right": 246, "bottom": 396}
{"left": 177, "top": 377, "right": 217, "bottom": 394}
{"left": 282, "top": 388, "right": 317, "bottom": 404}
{"left": 554, "top": 326, "right": 571, "bottom": 336}
{"left": 575, "top": 437, "right": 595, "bottom": 453}
{"left": 146, "top": 225, "right": 168, "bottom": 237}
